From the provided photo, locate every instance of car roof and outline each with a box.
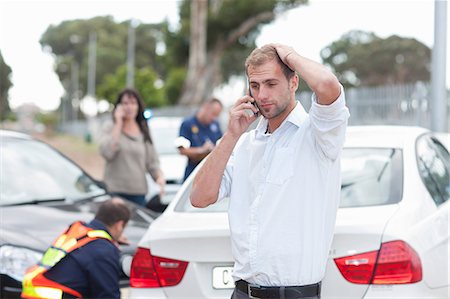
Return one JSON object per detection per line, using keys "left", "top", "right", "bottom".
{"left": 147, "top": 116, "right": 183, "bottom": 127}
{"left": 0, "top": 129, "right": 32, "bottom": 140}
{"left": 344, "top": 125, "right": 429, "bottom": 149}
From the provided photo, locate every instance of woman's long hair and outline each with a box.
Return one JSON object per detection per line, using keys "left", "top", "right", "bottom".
{"left": 113, "top": 88, "right": 153, "bottom": 144}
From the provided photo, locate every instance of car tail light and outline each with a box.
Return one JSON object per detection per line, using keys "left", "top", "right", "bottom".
{"left": 371, "top": 240, "right": 422, "bottom": 284}
{"left": 130, "top": 247, "right": 160, "bottom": 288}
{"left": 130, "top": 247, "right": 188, "bottom": 288}
{"left": 334, "top": 240, "right": 422, "bottom": 285}
{"left": 334, "top": 249, "right": 378, "bottom": 284}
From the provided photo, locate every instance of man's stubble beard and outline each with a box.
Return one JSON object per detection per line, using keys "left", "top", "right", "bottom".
{"left": 263, "top": 89, "right": 293, "bottom": 120}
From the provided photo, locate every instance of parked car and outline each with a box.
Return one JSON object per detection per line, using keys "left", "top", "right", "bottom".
{"left": 129, "top": 126, "right": 450, "bottom": 299}
{"left": 0, "top": 130, "right": 156, "bottom": 298}
{"left": 145, "top": 116, "right": 186, "bottom": 214}
{"left": 145, "top": 182, "right": 181, "bottom": 217}
{"left": 147, "top": 116, "right": 186, "bottom": 185}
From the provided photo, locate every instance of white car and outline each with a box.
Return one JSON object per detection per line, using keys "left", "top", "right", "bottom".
{"left": 129, "top": 126, "right": 450, "bottom": 299}
{"left": 148, "top": 116, "right": 187, "bottom": 185}
{"left": 145, "top": 116, "right": 186, "bottom": 212}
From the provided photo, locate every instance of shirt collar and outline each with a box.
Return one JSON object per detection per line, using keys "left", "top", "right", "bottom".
{"left": 89, "top": 219, "right": 111, "bottom": 234}
{"left": 255, "top": 101, "right": 308, "bottom": 136}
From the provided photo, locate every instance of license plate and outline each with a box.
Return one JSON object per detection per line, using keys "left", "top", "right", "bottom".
{"left": 212, "top": 266, "right": 234, "bottom": 289}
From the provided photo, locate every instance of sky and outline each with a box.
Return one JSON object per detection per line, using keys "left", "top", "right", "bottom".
{"left": 0, "top": 0, "right": 448, "bottom": 111}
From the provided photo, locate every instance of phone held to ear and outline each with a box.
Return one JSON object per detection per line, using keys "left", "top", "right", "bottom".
{"left": 248, "top": 83, "right": 260, "bottom": 116}
{"left": 251, "top": 101, "right": 259, "bottom": 116}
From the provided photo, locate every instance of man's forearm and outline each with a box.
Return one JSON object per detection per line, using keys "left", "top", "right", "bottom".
{"left": 285, "top": 52, "right": 341, "bottom": 105}
{"left": 179, "top": 147, "right": 210, "bottom": 163}
{"left": 190, "top": 132, "right": 239, "bottom": 208}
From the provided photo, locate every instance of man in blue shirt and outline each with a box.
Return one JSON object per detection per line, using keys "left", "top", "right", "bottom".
{"left": 177, "top": 98, "right": 223, "bottom": 181}
{"left": 23, "top": 198, "right": 130, "bottom": 299}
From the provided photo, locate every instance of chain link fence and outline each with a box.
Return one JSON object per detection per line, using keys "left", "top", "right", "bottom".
{"left": 298, "top": 82, "right": 449, "bottom": 131}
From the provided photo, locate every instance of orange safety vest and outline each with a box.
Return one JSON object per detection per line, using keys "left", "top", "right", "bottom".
{"left": 21, "top": 221, "right": 113, "bottom": 299}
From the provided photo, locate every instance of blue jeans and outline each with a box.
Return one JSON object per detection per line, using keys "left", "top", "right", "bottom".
{"left": 112, "top": 193, "right": 146, "bottom": 206}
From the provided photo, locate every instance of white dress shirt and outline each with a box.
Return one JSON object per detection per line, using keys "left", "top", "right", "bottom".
{"left": 218, "top": 86, "right": 350, "bottom": 287}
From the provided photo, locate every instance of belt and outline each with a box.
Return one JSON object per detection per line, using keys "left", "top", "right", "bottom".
{"left": 235, "top": 280, "right": 320, "bottom": 299}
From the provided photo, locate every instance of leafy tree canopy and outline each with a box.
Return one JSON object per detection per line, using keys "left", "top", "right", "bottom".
{"left": 40, "top": 16, "right": 166, "bottom": 103}
{"left": 174, "top": 0, "right": 307, "bottom": 80}
{"left": 97, "top": 65, "right": 166, "bottom": 107}
{"left": 320, "top": 30, "right": 431, "bottom": 88}
{"left": 40, "top": 1, "right": 309, "bottom": 108}
{"left": 175, "top": 0, "right": 308, "bottom": 105}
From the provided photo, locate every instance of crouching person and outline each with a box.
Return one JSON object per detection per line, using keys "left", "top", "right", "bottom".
{"left": 22, "top": 197, "right": 130, "bottom": 299}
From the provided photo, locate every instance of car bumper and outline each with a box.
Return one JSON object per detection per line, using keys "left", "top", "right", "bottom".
{"left": 128, "top": 287, "right": 168, "bottom": 299}
{"left": 363, "top": 283, "right": 449, "bottom": 298}
{"left": 1, "top": 274, "right": 22, "bottom": 299}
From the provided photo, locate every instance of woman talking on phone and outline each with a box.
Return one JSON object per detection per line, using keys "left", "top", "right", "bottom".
{"left": 100, "top": 88, "right": 165, "bottom": 206}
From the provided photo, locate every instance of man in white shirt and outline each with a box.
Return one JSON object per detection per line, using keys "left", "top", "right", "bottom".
{"left": 191, "top": 44, "right": 350, "bottom": 299}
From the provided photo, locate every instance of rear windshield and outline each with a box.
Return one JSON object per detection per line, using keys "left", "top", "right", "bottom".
{"left": 175, "top": 148, "right": 403, "bottom": 212}
{"left": 149, "top": 118, "right": 181, "bottom": 155}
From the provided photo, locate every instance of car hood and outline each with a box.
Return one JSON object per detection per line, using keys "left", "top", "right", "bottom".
{"left": 0, "top": 198, "right": 153, "bottom": 255}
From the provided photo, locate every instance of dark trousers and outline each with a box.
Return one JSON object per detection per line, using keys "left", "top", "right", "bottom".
{"left": 112, "top": 193, "right": 146, "bottom": 206}
{"left": 231, "top": 285, "right": 321, "bottom": 299}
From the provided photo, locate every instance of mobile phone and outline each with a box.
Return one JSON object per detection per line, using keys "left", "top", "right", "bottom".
{"left": 248, "top": 81, "right": 260, "bottom": 116}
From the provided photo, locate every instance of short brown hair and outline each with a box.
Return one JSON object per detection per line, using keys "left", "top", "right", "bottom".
{"left": 205, "top": 97, "right": 223, "bottom": 108}
{"left": 95, "top": 197, "right": 131, "bottom": 226}
{"left": 245, "top": 45, "right": 295, "bottom": 81}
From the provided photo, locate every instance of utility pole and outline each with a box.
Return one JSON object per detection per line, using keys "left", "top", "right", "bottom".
{"left": 71, "top": 60, "right": 79, "bottom": 120}
{"left": 87, "top": 32, "right": 97, "bottom": 97}
{"left": 430, "top": 0, "right": 448, "bottom": 132}
{"left": 84, "top": 31, "right": 98, "bottom": 142}
{"left": 68, "top": 34, "right": 80, "bottom": 121}
{"left": 0, "top": 76, "right": 2, "bottom": 118}
{"left": 126, "top": 19, "right": 137, "bottom": 88}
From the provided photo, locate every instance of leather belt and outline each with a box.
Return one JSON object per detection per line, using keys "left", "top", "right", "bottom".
{"left": 235, "top": 280, "right": 320, "bottom": 299}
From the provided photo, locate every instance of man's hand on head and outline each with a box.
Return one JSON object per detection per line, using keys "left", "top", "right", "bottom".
{"left": 270, "top": 43, "right": 296, "bottom": 68}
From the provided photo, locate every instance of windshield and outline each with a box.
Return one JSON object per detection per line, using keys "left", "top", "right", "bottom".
{"left": 1, "top": 138, "right": 105, "bottom": 206}
{"left": 149, "top": 118, "right": 182, "bottom": 155}
{"left": 175, "top": 147, "right": 403, "bottom": 212}
{"left": 340, "top": 148, "right": 403, "bottom": 207}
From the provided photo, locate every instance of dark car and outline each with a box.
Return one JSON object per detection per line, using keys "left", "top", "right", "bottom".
{"left": 0, "top": 130, "right": 155, "bottom": 298}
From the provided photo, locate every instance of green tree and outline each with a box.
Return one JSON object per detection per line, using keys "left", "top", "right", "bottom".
{"left": 40, "top": 16, "right": 166, "bottom": 104}
{"left": 0, "top": 50, "right": 13, "bottom": 120}
{"left": 40, "top": 2, "right": 310, "bottom": 108}
{"left": 164, "top": 67, "right": 187, "bottom": 105}
{"left": 35, "top": 111, "right": 59, "bottom": 133}
{"left": 97, "top": 65, "right": 166, "bottom": 108}
{"left": 173, "top": 0, "right": 308, "bottom": 105}
{"left": 320, "top": 30, "right": 431, "bottom": 88}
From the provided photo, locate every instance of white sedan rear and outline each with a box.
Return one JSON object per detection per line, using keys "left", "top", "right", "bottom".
{"left": 129, "top": 126, "right": 450, "bottom": 299}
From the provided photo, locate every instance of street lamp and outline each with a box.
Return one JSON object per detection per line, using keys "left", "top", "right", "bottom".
{"left": 127, "top": 19, "right": 140, "bottom": 88}
{"left": 87, "top": 31, "right": 97, "bottom": 97}
{"left": 69, "top": 34, "right": 81, "bottom": 121}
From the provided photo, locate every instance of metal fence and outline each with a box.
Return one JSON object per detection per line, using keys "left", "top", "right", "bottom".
{"left": 60, "top": 82, "right": 449, "bottom": 140}
{"left": 298, "top": 81, "right": 450, "bottom": 131}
